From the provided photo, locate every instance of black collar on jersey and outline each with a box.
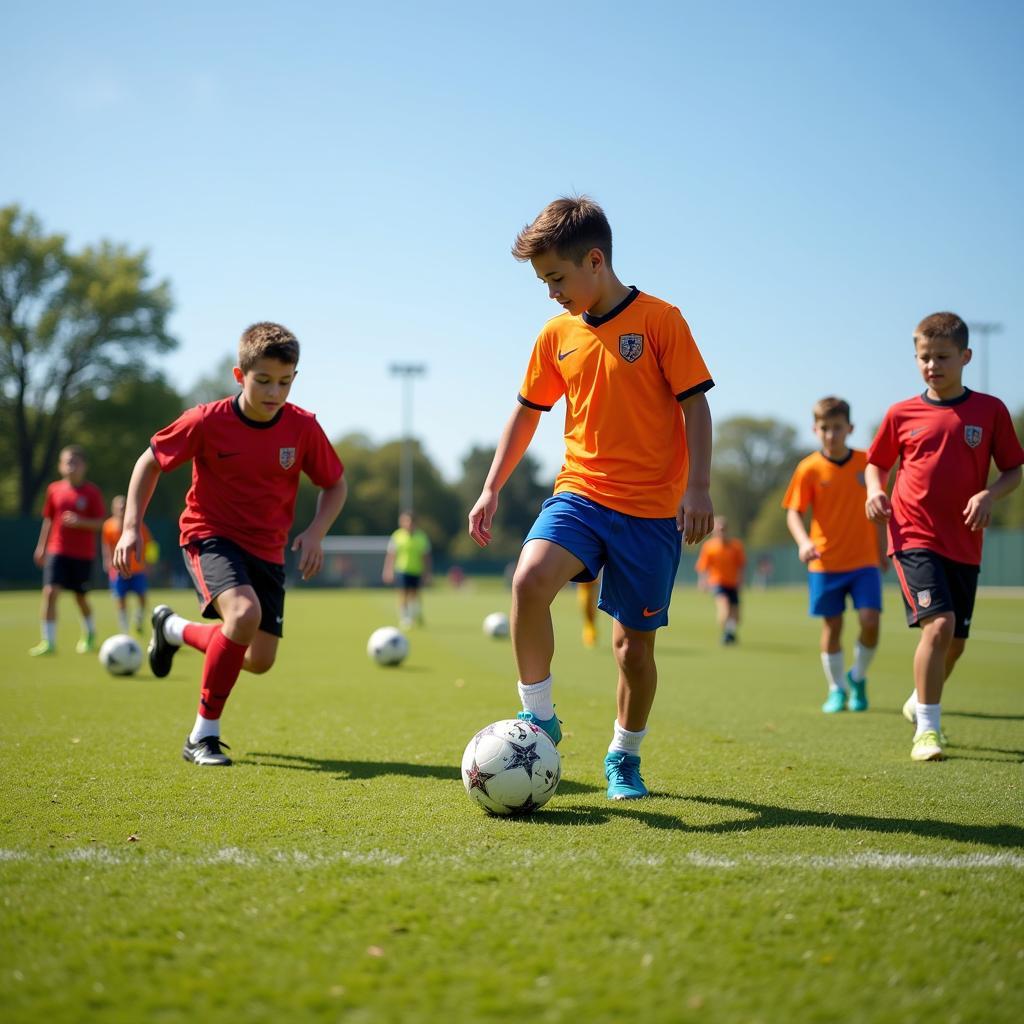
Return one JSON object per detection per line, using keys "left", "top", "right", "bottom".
{"left": 581, "top": 286, "right": 640, "bottom": 328}
{"left": 920, "top": 387, "right": 972, "bottom": 408}
{"left": 821, "top": 449, "right": 854, "bottom": 467}
{"left": 231, "top": 394, "right": 285, "bottom": 429}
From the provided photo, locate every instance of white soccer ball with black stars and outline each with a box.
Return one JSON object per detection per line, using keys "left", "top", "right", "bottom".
{"left": 461, "top": 718, "right": 561, "bottom": 816}
{"left": 367, "top": 626, "right": 409, "bottom": 666}
{"left": 98, "top": 633, "right": 144, "bottom": 676}
{"left": 482, "top": 612, "right": 510, "bottom": 638}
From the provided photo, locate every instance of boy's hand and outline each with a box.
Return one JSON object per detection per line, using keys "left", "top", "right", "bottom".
{"left": 865, "top": 491, "right": 892, "bottom": 522}
{"left": 61, "top": 510, "right": 82, "bottom": 527}
{"left": 963, "top": 490, "right": 993, "bottom": 532}
{"left": 291, "top": 530, "right": 324, "bottom": 581}
{"left": 33, "top": 546, "right": 46, "bottom": 568}
{"left": 798, "top": 539, "right": 820, "bottom": 563}
{"left": 468, "top": 489, "right": 498, "bottom": 548}
{"left": 112, "top": 528, "right": 142, "bottom": 577}
{"left": 678, "top": 486, "right": 714, "bottom": 545}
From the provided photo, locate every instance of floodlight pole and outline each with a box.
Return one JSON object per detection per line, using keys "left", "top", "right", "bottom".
{"left": 389, "top": 363, "right": 427, "bottom": 514}
{"left": 968, "top": 321, "right": 1002, "bottom": 394}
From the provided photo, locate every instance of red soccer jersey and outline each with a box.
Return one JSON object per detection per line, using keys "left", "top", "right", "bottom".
{"left": 150, "top": 396, "right": 344, "bottom": 564}
{"left": 866, "top": 390, "right": 1024, "bottom": 565}
{"left": 42, "top": 480, "right": 105, "bottom": 559}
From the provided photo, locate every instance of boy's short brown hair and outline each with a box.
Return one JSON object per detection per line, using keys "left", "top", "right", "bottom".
{"left": 914, "top": 312, "right": 969, "bottom": 352}
{"left": 812, "top": 396, "right": 851, "bottom": 423}
{"left": 511, "top": 195, "right": 613, "bottom": 265}
{"left": 238, "top": 322, "right": 300, "bottom": 372}
{"left": 60, "top": 444, "right": 87, "bottom": 462}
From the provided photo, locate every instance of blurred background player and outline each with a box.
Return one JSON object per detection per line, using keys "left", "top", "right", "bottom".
{"left": 782, "top": 397, "right": 887, "bottom": 713}
{"left": 577, "top": 576, "right": 599, "bottom": 647}
{"left": 114, "top": 322, "right": 347, "bottom": 767}
{"left": 29, "top": 445, "right": 105, "bottom": 656}
{"left": 866, "top": 312, "right": 1023, "bottom": 762}
{"left": 102, "top": 494, "right": 156, "bottom": 635}
{"left": 381, "top": 510, "right": 432, "bottom": 628}
{"left": 695, "top": 516, "right": 745, "bottom": 644}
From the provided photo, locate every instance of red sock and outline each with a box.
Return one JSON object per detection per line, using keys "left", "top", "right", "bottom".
{"left": 197, "top": 631, "right": 248, "bottom": 720}
{"left": 183, "top": 622, "right": 219, "bottom": 653}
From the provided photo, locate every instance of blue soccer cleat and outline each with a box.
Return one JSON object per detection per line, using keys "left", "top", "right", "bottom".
{"left": 604, "top": 751, "right": 648, "bottom": 800}
{"left": 516, "top": 709, "right": 562, "bottom": 747}
{"left": 821, "top": 689, "right": 847, "bottom": 714}
{"left": 847, "top": 671, "right": 868, "bottom": 712}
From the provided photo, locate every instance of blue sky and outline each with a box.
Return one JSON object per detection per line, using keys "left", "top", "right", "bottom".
{"left": 5, "top": 1, "right": 1022, "bottom": 482}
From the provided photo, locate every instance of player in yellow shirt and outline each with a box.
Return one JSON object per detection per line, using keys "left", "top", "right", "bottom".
{"left": 468, "top": 196, "right": 714, "bottom": 800}
{"left": 783, "top": 397, "right": 888, "bottom": 713}
{"left": 382, "top": 511, "right": 432, "bottom": 628}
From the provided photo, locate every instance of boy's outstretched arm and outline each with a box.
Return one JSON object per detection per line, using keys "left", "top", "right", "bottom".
{"left": 468, "top": 404, "right": 541, "bottom": 547}
{"left": 964, "top": 465, "right": 1023, "bottom": 531}
{"left": 113, "top": 449, "right": 162, "bottom": 576}
{"left": 864, "top": 464, "right": 892, "bottom": 521}
{"left": 292, "top": 475, "right": 348, "bottom": 581}
{"left": 785, "top": 508, "right": 820, "bottom": 563}
{"left": 679, "top": 392, "right": 714, "bottom": 545}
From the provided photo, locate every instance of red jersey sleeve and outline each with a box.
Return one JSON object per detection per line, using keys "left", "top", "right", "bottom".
{"left": 519, "top": 327, "right": 565, "bottom": 411}
{"left": 301, "top": 419, "right": 344, "bottom": 488}
{"left": 866, "top": 409, "right": 900, "bottom": 470}
{"left": 654, "top": 306, "right": 713, "bottom": 400}
{"left": 151, "top": 405, "right": 205, "bottom": 472}
{"left": 992, "top": 400, "right": 1024, "bottom": 470}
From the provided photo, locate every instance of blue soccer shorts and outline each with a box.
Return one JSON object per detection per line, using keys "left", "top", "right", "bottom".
{"left": 524, "top": 492, "right": 681, "bottom": 631}
{"left": 110, "top": 572, "right": 148, "bottom": 599}
{"left": 807, "top": 566, "right": 883, "bottom": 618}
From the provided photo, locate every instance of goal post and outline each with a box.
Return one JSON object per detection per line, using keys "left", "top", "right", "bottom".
{"left": 310, "top": 535, "right": 391, "bottom": 588}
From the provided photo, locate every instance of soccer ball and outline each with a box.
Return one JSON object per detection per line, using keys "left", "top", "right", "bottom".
{"left": 482, "top": 612, "right": 510, "bottom": 638}
{"left": 98, "top": 633, "right": 143, "bottom": 676}
{"left": 461, "top": 718, "right": 561, "bottom": 816}
{"left": 367, "top": 626, "right": 409, "bottom": 667}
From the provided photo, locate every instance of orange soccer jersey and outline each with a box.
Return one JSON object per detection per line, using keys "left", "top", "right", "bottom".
{"left": 781, "top": 449, "right": 879, "bottom": 573}
{"left": 695, "top": 538, "right": 745, "bottom": 588}
{"left": 102, "top": 518, "right": 152, "bottom": 576}
{"left": 518, "top": 288, "right": 713, "bottom": 519}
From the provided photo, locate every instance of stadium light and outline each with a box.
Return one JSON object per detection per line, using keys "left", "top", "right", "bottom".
{"left": 389, "top": 363, "right": 427, "bottom": 513}
{"left": 968, "top": 322, "right": 1002, "bottom": 394}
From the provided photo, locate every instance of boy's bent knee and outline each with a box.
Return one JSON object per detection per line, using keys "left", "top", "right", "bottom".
{"left": 246, "top": 653, "right": 276, "bottom": 675}
{"left": 613, "top": 630, "right": 656, "bottom": 672}
{"left": 920, "top": 612, "right": 955, "bottom": 642}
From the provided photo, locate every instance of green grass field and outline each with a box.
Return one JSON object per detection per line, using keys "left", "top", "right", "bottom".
{"left": 2, "top": 582, "right": 1022, "bottom": 1023}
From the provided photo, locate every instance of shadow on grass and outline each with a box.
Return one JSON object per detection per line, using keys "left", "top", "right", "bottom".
{"left": 243, "top": 752, "right": 455, "bottom": 780}
{"left": 944, "top": 709, "right": 1024, "bottom": 722}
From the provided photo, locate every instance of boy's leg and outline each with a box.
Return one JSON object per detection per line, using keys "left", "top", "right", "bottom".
{"left": 114, "top": 591, "right": 130, "bottom": 634}
{"left": 29, "top": 583, "right": 60, "bottom": 655}
{"left": 72, "top": 590, "right": 96, "bottom": 653}
{"left": 612, "top": 621, "right": 658, "bottom": 731}
{"left": 819, "top": 615, "right": 847, "bottom": 712}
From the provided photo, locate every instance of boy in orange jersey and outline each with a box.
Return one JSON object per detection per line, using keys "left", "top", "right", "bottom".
{"left": 468, "top": 196, "right": 714, "bottom": 801}
{"left": 695, "top": 516, "right": 745, "bottom": 645}
{"left": 866, "top": 313, "right": 1023, "bottom": 762}
{"left": 102, "top": 495, "right": 155, "bottom": 635}
{"left": 114, "top": 323, "right": 348, "bottom": 766}
{"left": 29, "top": 445, "right": 106, "bottom": 656}
{"left": 782, "top": 397, "right": 888, "bottom": 713}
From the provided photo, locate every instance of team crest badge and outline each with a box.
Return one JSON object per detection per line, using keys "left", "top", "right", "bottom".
{"left": 917, "top": 590, "right": 932, "bottom": 609}
{"left": 279, "top": 447, "right": 296, "bottom": 470}
{"left": 964, "top": 425, "right": 983, "bottom": 449}
{"left": 619, "top": 333, "right": 644, "bottom": 362}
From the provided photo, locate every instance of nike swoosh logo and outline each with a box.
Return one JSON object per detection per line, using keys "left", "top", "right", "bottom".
{"left": 276, "top": 616, "right": 284, "bottom": 623}
{"left": 557, "top": 348, "right": 578, "bottom": 361}
{"left": 217, "top": 452, "right": 241, "bottom": 459}
{"left": 642, "top": 605, "right": 667, "bottom": 617}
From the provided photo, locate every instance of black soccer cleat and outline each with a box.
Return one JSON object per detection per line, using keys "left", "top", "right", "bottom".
{"left": 149, "top": 604, "right": 178, "bottom": 678}
{"left": 182, "top": 735, "right": 232, "bottom": 766}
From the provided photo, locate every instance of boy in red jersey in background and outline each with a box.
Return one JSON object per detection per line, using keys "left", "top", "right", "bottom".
{"left": 114, "top": 323, "right": 347, "bottom": 766}
{"left": 695, "top": 517, "right": 745, "bottom": 645}
{"left": 102, "top": 495, "right": 156, "bottom": 635}
{"left": 866, "top": 313, "right": 1023, "bottom": 762}
{"left": 469, "top": 196, "right": 714, "bottom": 801}
{"left": 783, "top": 397, "right": 888, "bottom": 713}
{"left": 29, "top": 445, "right": 106, "bottom": 656}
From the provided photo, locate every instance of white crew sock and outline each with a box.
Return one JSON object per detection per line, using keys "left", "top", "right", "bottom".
{"left": 116, "top": 608, "right": 129, "bottom": 633}
{"left": 724, "top": 616, "right": 737, "bottom": 638}
{"left": 518, "top": 675, "right": 554, "bottom": 720}
{"left": 850, "top": 642, "right": 876, "bottom": 683}
{"left": 915, "top": 703, "right": 941, "bottom": 740}
{"left": 821, "top": 651, "right": 846, "bottom": 692}
{"left": 41, "top": 621, "right": 57, "bottom": 645}
{"left": 904, "top": 690, "right": 918, "bottom": 717}
{"left": 81, "top": 615, "right": 95, "bottom": 637}
{"left": 163, "top": 613, "right": 191, "bottom": 646}
{"left": 189, "top": 714, "right": 220, "bottom": 743}
{"left": 608, "top": 720, "right": 647, "bottom": 755}
{"left": 133, "top": 609, "right": 145, "bottom": 630}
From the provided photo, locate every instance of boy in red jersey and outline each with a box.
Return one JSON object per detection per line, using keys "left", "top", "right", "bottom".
{"left": 114, "top": 323, "right": 347, "bottom": 766}
{"left": 866, "top": 313, "right": 1023, "bottom": 762}
{"left": 695, "top": 516, "right": 746, "bottom": 645}
{"left": 29, "top": 445, "right": 106, "bottom": 656}
{"left": 783, "top": 397, "right": 888, "bottom": 712}
{"left": 468, "top": 196, "right": 714, "bottom": 801}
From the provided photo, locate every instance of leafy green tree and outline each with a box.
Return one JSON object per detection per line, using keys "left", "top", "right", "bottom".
{"left": 746, "top": 482, "right": 796, "bottom": 549}
{"left": 186, "top": 354, "right": 237, "bottom": 407}
{"left": 0, "top": 205, "right": 175, "bottom": 515}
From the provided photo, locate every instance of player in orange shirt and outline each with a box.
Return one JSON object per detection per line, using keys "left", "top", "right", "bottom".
{"left": 695, "top": 517, "right": 746, "bottom": 645}
{"left": 782, "top": 397, "right": 888, "bottom": 713}
{"left": 468, "top": 196, "right": 714, "bottom": 801}
{"left": 102, "top": 495, "right": 156, "bottom": 635}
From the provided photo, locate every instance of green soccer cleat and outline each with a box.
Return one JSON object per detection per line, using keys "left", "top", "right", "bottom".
{"left": 75, "top": 634, "right": 96, "bottom": 654}
{"left": 605, "top": 751, "right": 648, "bottom": 800}
{"left": 847, "top": 672, "right": 868, "bottom": 712}
{"left": 516, "top": 709, "right": 562, "bottom": 747}
{"left": 28, "top": 640, "right": 56, "bottom": 657}
{"left": 821, "top": 689, "right": 847, "bottom": 714}
{"left": 911, "top": 730, "right": 945, "bottom": 762}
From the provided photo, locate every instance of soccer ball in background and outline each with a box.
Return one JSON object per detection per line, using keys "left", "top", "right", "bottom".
{"left": 482, "top": 612, "right": 510, "bottom": 638}
{"left": 98, "top": 634, "right": 144, "bottom": 676}
{"left": 462, "top": 718, "right": 561, "bottom": 816}
{"left": 367, "top": 626, "right": 410, "bottom": 667}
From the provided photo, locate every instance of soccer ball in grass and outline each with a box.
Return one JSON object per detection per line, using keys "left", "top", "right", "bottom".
{"left": 462, "top": 718, "right": 561, "bottom": 816}
{"left": 98, "top": 634, "right": 143, "bottom": 676}
{"left": 367, "top": 626, "right": 409, "bottom": 666}
{"left": 482, "top": 612, "right": 510, "bottom": 638}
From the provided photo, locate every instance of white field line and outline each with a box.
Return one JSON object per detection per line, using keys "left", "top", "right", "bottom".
{"left": 1, "top": 848, "right": 1021, "bottom": 870}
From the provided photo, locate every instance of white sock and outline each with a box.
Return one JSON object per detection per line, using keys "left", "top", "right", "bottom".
{"left": 850, "top": 642, "right": 876, "bottom": 683}
{"left": 133, "top": 609, "right": 145, "bottom": 629}
{"left": 821, "top": 651, "right": 846, "bottom": 691}
{"left": 42, "top": 621, "right": 56, "bottom": 645}
{"left": 81, "top": 615, "right": 95, "bottom": 637}
{"left": 116, "top": 608, "right": 129, "bottom": 633}
{"left": 518, "top": 675, "right": 554, "bottom": 720}
{"left": 608, "top": 720, "right": 647, "bottom": 754}
{"left": 724, "top": 616, "right": 737, "bottom": 636}
{"left": 189, "top": 714, "right": 220, "bottom": 743}
{"left": 915, "top": 703, "right": 941, "bottom": 740}
{"left": 163, "top": 613, "right": 191, "bottom": 646}
{"left": 905, "top": 690, "right": 918, "bottom": 715}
